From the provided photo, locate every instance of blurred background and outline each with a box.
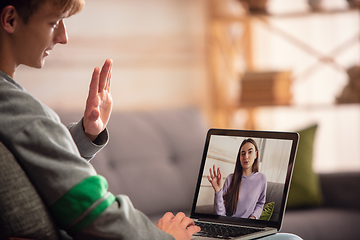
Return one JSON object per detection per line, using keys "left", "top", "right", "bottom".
{"left": 15, "top": 0, "right": 360, "bottom": 173}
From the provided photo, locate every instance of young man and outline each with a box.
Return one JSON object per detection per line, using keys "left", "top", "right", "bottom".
{"left": 0, "top": 0, "right": 200, "bottom": 239}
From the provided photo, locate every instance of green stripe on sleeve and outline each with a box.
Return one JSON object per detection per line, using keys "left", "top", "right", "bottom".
{"left": 68, "top": 193, "right": 116, "bottom": 235}
{"left": 49, "top": 175, "right": 109, "bottom": 229}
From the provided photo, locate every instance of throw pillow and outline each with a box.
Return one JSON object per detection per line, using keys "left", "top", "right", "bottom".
{"left": 287, "top": 124, "right": 323, "bottom": 208}
{"left": 259, "top": 202, "right": 275, "bottom": 221}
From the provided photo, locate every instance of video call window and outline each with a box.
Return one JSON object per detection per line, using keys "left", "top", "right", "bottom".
{"left": 194, "top": 135, "right": 293, "bottom": 222}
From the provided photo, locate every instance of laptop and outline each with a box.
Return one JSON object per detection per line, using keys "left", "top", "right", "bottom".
{"left": 190, "top": 128, "right": 299, "bottom": 239}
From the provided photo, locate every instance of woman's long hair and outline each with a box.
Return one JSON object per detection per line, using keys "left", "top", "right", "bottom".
{"left": 223, "top": 138, "right": 259, "bottom": 216}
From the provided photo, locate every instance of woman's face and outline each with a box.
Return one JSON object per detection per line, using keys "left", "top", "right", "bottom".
{"left": 240, "top": 142, "right": 257, "bottom": 170}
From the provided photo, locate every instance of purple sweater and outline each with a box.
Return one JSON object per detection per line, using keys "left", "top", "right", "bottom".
{"left": 214, "top": 172, "right": 267, "bottom": 219}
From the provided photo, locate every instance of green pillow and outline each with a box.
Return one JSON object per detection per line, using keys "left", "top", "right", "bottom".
{"left": 259, "top": 202, "right": 275, "bottom": 221}
{"left": 287, "top": 124, "right": 323, "bottom": 208}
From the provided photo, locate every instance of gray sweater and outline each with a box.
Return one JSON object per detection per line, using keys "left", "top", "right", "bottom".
{"left": 0, "top": 71, "right": 173, "bottom": 240}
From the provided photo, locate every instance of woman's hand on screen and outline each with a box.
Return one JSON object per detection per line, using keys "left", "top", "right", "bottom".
{"left": 207, "top": 164, "right": 222, "bottom": 193}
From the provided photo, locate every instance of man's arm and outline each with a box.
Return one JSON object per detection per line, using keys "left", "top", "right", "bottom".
{"left": 67, "top": 119, "right": 108, "bottom": 160}
{"left": 64, "top": 59, "right": 200, "bottom": 239}
{"left": 67, "top": 59, "right": 112, "bottom": 160}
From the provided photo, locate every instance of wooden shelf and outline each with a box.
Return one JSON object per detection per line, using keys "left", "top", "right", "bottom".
{"left": 248, "top": 8, "right": 360, "bottom": 18}
{"left": 212, "top": 8, "right": 360, "bottom": 21}
{"left": 206, "top": 0, "right": 360, "bottom": 128}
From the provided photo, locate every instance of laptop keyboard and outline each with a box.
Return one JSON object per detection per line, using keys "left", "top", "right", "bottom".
{"left": 194, "top": 221, "right": 265, "bottom": 239}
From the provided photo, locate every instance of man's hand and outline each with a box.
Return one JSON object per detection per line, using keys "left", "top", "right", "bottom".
{"left": 83, "top": 59, "right": 113, "bottom": 142}
{"left": 157, "top": 212, "right": 201, "bottom": 240}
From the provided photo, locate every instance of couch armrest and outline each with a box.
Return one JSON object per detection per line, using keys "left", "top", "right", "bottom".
{"left": 0, "top": 142, "right": 61, "bottom": 240}
{"left": 319, "top": 172, "right": 360, "bottom": 210}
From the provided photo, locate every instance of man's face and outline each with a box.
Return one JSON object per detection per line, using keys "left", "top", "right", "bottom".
{"left": 13, "top": 2, "right": 69, "bottom": 68}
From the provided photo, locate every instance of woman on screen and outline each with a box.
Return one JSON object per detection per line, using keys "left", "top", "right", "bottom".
{"left": 207, "top": 138, "right": 267, "bottom": 219}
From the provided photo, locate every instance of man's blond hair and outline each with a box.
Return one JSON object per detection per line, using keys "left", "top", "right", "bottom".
{"left": 0, "top": 0, "right": 85, "bottom": 23}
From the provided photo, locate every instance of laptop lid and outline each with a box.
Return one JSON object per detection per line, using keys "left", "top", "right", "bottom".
{"left": 190, "top": 128, "right": 299, "bottom": 231}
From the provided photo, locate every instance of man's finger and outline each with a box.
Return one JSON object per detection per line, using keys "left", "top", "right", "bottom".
{"left": 187, "top": 225, "right": 201, "bottom": 236}
{"left": 157, "top": 212, "right": 174, "bottom": 229}
{"left": 88, "top": 67, "right": 100, "bottom": 98}
{"left": 104, "top": 59, "right": 112, "bottom": 91}
{"left": 162, "top": 212, "right": 175, "bottom": 221}
{"left": 173, "top": 212, "right": 186, "bottom": 223}
{"left": 99, "top": 59, "right": 112, "bottom": 92}
{"left": 179, "top": 216, "right": 195, "bottom": 229}
{"left": 105, "top": 66, "right": 112, "bottom": 92}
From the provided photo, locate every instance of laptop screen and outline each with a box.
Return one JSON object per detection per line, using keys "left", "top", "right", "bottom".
{"left": 191, "top": 129, "right": 299, "bottom": 230}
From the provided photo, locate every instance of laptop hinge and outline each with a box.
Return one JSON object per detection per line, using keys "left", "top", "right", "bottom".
{"left": 195, "top": 218, "right": 266, "bottom": 229}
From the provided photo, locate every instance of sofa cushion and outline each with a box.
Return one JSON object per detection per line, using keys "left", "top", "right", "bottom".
{"left": 259, "top": 202, "right": 275, "bottom": 221}
{"left": 0, "top": 142, "right": 60, "bottom": 240}
{"left": 319, "top": 172, "right": 360, "bottom": 210}
{"left": 282, "top": 208, "right": 360, "bottom": 240}
{"left": 287, "top": 124, "right": 323, "bottom": 208}
{"left": 266, "top": 182, "right": 284, "bottom": 222}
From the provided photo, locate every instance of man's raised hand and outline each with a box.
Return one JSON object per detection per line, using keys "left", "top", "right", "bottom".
{"left": 83, "top": 59, "right": 113, "bottom": 141}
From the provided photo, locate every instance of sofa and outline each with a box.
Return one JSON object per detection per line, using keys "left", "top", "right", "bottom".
{"left": 282, "top": 172, "right": 360, "bottom": 240}
{"left": 60, "top": 107, "right": 360, "bottom": 240}
{"left": 1, "top": 107, "right": 360, "bottom": 239}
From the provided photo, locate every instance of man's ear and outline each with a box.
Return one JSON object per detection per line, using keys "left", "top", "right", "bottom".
{"left": 1, "top": 5, "right": 19, "bottom": 34}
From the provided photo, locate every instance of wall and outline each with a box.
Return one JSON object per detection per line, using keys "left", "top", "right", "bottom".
{"left": 254, "top": 104, "right": 360, "bottom": 173}
{"left": 15, "top": 0, "right": 209, "bottom": 112}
